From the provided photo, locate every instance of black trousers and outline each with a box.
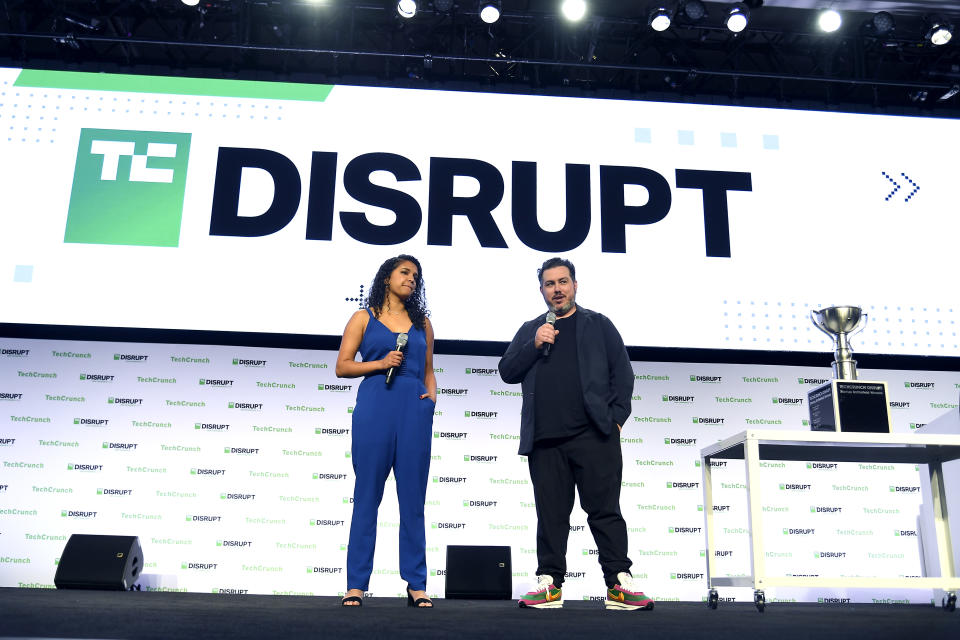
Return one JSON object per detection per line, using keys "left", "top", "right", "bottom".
{"left": 528, "top": 426, "right": 632, "bottom": 588}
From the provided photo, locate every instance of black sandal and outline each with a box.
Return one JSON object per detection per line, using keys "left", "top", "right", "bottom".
{"left": 341, "top": 595, "right": 363, "bottom": 607}
{"left": 406, "top": 587, "right": 433, "bottom": 608}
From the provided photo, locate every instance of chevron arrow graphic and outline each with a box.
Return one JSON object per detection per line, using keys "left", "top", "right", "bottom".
{"left": 882, "top": 171, "right": 900, "bottom": 201}
{"left": 901, "top": 172, "right": 920, "bottom": 202}
{"left": 882, "top": 171, "right": 920, "bottom": 202}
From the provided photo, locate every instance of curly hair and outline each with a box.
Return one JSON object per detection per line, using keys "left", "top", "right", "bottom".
{"left": 365, "top": 254, "right": 429, "bottom": 330}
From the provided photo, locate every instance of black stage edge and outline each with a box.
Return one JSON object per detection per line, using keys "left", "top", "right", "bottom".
{"left": 0, "top": 588, "right": 956, "bottom": 640}
{"left": 2, "top": 322, "right": 959, "bottom": 372}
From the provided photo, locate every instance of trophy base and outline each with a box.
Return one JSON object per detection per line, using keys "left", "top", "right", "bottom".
{"left": 807, "top": 380, "right": 891, "bottom": 433}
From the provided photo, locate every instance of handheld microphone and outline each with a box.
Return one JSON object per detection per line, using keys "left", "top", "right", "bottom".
{"left": 385, "top": 332, "right": 408, "bottom": 385}
{"left": 542, "top": 311, "right": 557, "bottom": 357}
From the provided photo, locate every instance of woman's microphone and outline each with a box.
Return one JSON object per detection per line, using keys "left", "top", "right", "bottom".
{"left": 385, "top": 332, "right": 408, "bottom": 385}
{"left": 542, "top": 312, "right": 557, "bottom": 357}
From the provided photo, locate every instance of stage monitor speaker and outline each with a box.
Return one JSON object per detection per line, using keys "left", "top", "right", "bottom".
{"left": 444, "top": 545, "right": 511, "bottom": 599}
{"left": 55, "top": 534, "right": 143, "bottom": 590}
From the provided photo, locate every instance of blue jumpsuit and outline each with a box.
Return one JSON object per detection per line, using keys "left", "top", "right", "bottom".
{"left": 346, "top": 309, "right": 435, "bottom": 591}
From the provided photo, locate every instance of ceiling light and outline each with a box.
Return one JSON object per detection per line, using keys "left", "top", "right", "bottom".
{"left": 397, "top": 0, "right": 417, "bottom": 19}
{"left": 681, "top": 1, "right": 706, "bottom": 22}
{"left": 561, "top": 0, "right": 587, "bottom": 22}
{"left": 818, "top": 9, "right": 842, "bottom": 33}
{"left": 181, "top": 0, "right": 200, "bottom": 6}
{"left": 924, "top": 15, "right": 954, "bottom": 46}
{"left": 725, "top": 4, "right": 749, "bottom": 34}
{"left": 648, "top": 7, "right": 672, "bottom": 32}
{"left": 479, "top": 1, "right": 501, "bottom": 24}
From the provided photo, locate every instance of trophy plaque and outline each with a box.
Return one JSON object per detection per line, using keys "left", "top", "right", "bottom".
{"left": 807, "top": 306, "right": 891, "bottom": 433}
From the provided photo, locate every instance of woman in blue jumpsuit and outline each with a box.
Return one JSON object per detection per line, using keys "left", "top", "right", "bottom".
{"left": 335, "top": 255, "right": 437, "bottom": 608}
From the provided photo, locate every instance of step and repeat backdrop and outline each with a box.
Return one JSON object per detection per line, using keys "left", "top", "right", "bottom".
{"left": 2, "top": 337, "right": 959, "bottom": 605}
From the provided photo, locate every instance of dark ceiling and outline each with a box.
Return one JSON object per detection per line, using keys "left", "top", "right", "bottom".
{"left": 3, "top": 1, "right": 960, "bottom": 115}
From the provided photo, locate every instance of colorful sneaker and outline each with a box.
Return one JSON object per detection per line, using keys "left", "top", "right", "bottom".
{"left": 606, "top": 572, "right": 655, "bottom": 610}
{"left": 519, "top": 574, "right": 563, "bottom": 609}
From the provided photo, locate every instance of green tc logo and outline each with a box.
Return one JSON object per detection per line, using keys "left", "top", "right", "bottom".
{"left": 64, "top": 128, "right": 192, "bottom": 247}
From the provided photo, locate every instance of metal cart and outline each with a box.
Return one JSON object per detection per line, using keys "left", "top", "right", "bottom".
{"left": 700, "top": 429, "right": 960, "bottom": 612}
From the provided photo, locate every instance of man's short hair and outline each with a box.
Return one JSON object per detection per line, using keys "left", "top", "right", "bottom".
{"left": 537, "top": 257, "right": 576, "bottom": 284}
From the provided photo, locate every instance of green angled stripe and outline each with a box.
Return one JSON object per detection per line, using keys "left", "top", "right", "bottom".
{"left": 14, "top": 69, "right": 333, "bottom": 102}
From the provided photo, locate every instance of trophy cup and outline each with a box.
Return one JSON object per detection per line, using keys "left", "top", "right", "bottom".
{"left": 807, "top": 306, "right": 891, "bottom": 433}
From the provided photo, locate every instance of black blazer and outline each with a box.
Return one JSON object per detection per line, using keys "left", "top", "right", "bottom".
{"left": 498, "top": 306, "right": 634, "bottom": 455}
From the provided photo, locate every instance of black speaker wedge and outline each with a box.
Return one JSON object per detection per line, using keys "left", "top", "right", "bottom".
{"left": 54, "top": 534, "right": 143, "bottom": 590}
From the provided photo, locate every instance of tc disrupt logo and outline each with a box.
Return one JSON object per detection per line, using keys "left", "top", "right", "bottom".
{"left": 690, "top": 375, "right": 721, "bottom": 384}
{"left": 64, "top": 129, "right": 192, "bottom": 247}
{"left": 465, "top": 368, "right": 498, "bottom": 377}
{"left": 233, "top": 358, "right": 267, "bottom": 368}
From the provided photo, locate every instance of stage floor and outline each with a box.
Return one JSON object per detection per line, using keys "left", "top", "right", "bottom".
{"left": 0, "top": 588, "right": 957, "bottom": 639}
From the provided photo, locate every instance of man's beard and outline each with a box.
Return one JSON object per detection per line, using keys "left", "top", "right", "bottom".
{"left": 552, "top": 298, "right": 575, "bottom": 316}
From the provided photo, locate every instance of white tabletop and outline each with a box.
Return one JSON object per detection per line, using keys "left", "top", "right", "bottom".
{"left": 701, "top": 429, "right": 960, "bottom": 465}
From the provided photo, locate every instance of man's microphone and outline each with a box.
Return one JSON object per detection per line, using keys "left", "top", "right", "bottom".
{"left": 542, "top": 311, "right": 557, "bottom": 357}
{"left": 385, "top": 332, "right": 408, "bottom": 385}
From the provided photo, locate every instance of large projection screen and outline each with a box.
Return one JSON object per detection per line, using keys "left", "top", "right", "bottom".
{"left": 0, "top": 67, "right": 956, "bottom": 357}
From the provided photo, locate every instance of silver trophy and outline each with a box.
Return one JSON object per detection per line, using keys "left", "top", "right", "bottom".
{"left": 807, "top": 305, "right": 890, "bottom": 433}
{"left": 810, "top": 306, "right": 867, "bottom": 380}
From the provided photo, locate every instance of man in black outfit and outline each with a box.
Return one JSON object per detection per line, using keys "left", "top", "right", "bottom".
{"left": 499, "top": 257, "right": 654, "bottom": 611}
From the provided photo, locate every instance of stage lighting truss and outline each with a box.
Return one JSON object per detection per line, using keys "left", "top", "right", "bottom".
{"left": 433, "top": 0, "right": 455, "bottom": 12}
{"left": 7, "top": 0, "right": 960, "bottom": 114}
{"left": 818, "top": 9, "right": 842, "bottom": 33}
{"left": 648, "top": 6, "right": 672, "bottom": 32}
{"left": 397, "top": 0, "right": 417, "bottom": 19}
{"left": 924, "top": 15, "right": 954, "bottom": 46}
{"left": 479, "top": 1, "right": 501, "bottom": 25}
{"left": 725, "top": 3, "right": 749, "bottom": 34}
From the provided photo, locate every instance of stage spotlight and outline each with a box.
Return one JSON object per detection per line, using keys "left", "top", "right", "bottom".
{"left": 938, "top": 85, "right": 960, "bottom": 102}
{"left": 924, "top": 15, "right": 954, "bottom": 46}
{"left": 869, "top": 11, "right": 895, "bottom": 36}
{"left": 398, "top": 0, "right": 417, "bottom": 18}
{"left": 725, "top": 3, "right": 749, "bottom": 34}
{"left": 648, "top": 7, "right": 672, "bottom": 32}
{"left": 63, "top": 15, "right": 101, "bottom": 31}
{"left": 480, "top": 1, "right": 501, "bottom": 24}
{"left": 397, "top": 0, "right": 417, "bottom": 18}
{"left": 561, "top": 0, "right": 587, "bottom": 22}
{"left": 681, "top": 1, "right": 706, "bottom": 22}
{"left": 818, "top": 9, "right": 842, "bottom": 33}
{"left": 181, "top": 0, "right": 200, "bottom": 6}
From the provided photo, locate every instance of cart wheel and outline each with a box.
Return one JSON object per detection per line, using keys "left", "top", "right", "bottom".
{"left": 943, "top": 592, "right": 957, "bottom": 612}
{"left": 754, "top": 590, "right": 765, "bottom": 613}
{"left": 707, "top": 589, "right": 719, "bottom": 610}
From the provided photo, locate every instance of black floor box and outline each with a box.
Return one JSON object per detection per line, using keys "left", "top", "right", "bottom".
{"left": 444, "top": 545, "right": 512, "bottom": 599}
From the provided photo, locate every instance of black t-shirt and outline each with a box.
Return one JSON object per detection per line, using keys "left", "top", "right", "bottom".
{"left": 533, "top": 312, "right": 589, "bottom": 441}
